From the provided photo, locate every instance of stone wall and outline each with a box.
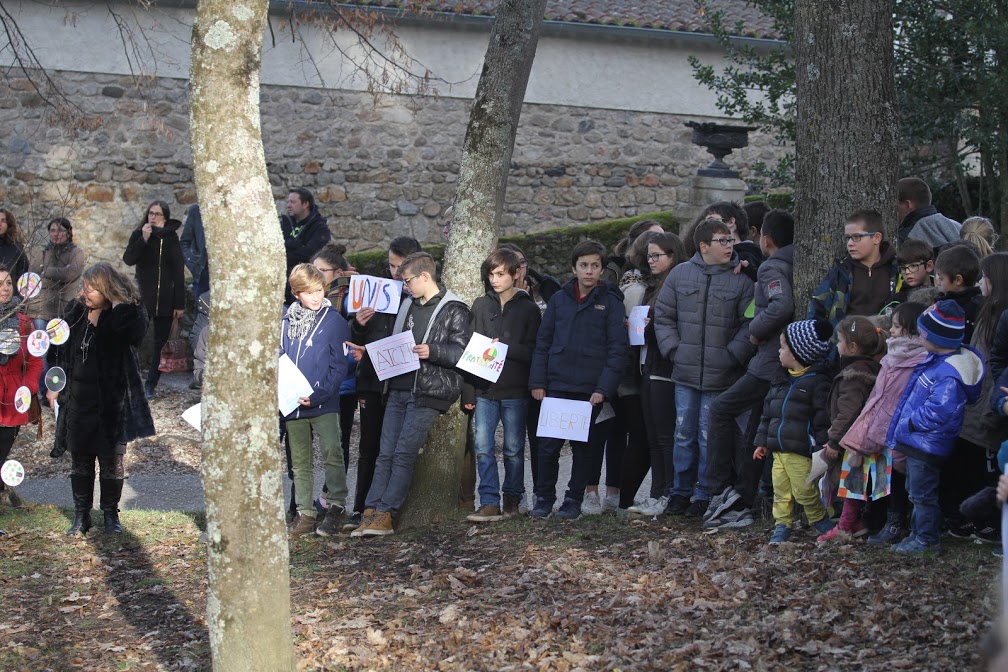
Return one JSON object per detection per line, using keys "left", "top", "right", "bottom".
{"left": 0, "top": 69, "right": 789, "bottom": 272}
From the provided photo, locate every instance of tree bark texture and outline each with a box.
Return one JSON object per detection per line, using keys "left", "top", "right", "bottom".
{"left": 189, "top": 1, "right": 295, "bottom": 669}
{"left": 398, "top": 0, "right": 547, "bottom": 530}
{"left": 793, "top": 0, "right": 899, "bottom": 316}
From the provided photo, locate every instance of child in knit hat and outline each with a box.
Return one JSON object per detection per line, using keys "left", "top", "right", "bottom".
{"left": 885, "top": 299, "right": 986, "bottom": 554}
{"left": 753, "top": 319, "right": 837, "bottom": 544}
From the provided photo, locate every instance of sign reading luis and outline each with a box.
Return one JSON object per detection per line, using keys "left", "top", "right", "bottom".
{"left": 348, "top": 275, "right": 404, "bottom": 315}
{"left": 364, "top": 331, "right": 421, "bottom": 382}
{"left": 456, "top": 332, "right": 509, "bottom": 384}
{"left": 536, "top": 396, "right": 593, "bottom": 443}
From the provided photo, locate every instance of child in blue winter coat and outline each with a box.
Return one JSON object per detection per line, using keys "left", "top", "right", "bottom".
{"left": 282, "top": 263, "right": 351, "bottom": 538}
{"left": 887, "top": 299, "right": 985, "bottom": 554}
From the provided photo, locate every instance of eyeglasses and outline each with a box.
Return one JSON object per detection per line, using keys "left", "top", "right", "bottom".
{"left": 402, "top": 275, "right": 419, "bottom": 285}
{"left": 646, "top": 253, "right": 672, "bottom": 262}
{"left": 710, "top": 238, "right": 735, "bottom": 247}
{"left": 844, "top": 232, "right": 878, "bottom": 243}
{"left": 899, "top": 261, "right": 925, "bottom": 274}
{"left": 148, "top": 212, "right": 165, "bottom": 219}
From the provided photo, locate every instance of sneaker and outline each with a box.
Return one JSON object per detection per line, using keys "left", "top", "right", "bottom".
{"left": 315, "top": 505, "right": 346, "bottom": 537}
{"left": 703, "top": 506, "right": 754, "bottom": 530}
{"left": 555, "top": 499, "right": 582, "bottom": 520}
{"left": 768, "top": 524, "right": 792, "bottom": 544}
{"left": 629, "top": 495, "right": 669, "bottom": 516}
{"left": 685, "top": 499, "right": 710, "bottom": 518}
{"left": 581, "top": 492, "right": 603, "bottom": 516}
{"left": 816, "top": 520, "right": 866, "bottom": 543}
{"left": 704, "top": 487, "right": 741, "bottom": 522}
{"left": 974, "top": 525, "right": 1001, "bottom": 544}
{"left": 502, "top": 495, "right": 521, "bottom": 518}
{"left": 946, "top": 519, "right": 976, "bottom": 539}
{"left": 360, "top": 511, "right": 394, "bottom": 537}
{"left": 529, "top": 498, "right": 554, "bottom": 519}
{"left": 601, "top": 494, "right": 620, "bottom": 514}
{"left": 467, "top": 504, "right": 505, "bottom": 523}
{"left": 664, "top": 494, "right": 690, "bottom": 516}
{"left": 812, "top": 517, "right": 835, "bottom": 536}
{"left": 342, "top": 512, "right": 362, "bottom": 532}
{"left": 350, "top": 508, "right": 376, "bottom": 537}
{"left": 867, "top": 520, "right": 907, "bottom": 545}
{"left": 287, "top": 513, "right": 317, "bottom": 538}
{"left": 891, "top": 536, "right": 940, "bottom": 554}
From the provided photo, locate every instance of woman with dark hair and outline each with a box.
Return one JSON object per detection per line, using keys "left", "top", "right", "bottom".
{"left": 48, "top": 262, "right": 154, "bottom": 536}
{"left": 601, "top": 219, "right": 664, "bottom": 286}
{"left": 38, "top": 217, "right": 86, "bottom": 320}
{"left": 122, "top": 200, "right": 185, "bottom": 398}
{"left": 0, "top": 265, "right": 44, "bottom": 512}
{"left": 0, "top": 208, "right": 29, "bottom": 283}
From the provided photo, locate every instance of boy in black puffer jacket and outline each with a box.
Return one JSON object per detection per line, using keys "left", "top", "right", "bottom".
{"left": 753, "top": 319, "right": 836, "bottom": 544}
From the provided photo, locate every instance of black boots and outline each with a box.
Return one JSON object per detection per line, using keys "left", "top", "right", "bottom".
{"left": 99, "top": 479, "right": 124, "bottom": 534}
{"left": 67, "top": 475, "right": 94, "bottom": 536}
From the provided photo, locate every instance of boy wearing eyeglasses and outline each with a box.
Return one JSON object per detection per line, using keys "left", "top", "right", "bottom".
{"left": 895, "top": 239, "right": 935, "bottom": 302}
{"left": 653, "top": 217, "right": 756, "bottom": 517}
{"left": 808, "top": 208, "right": 902, "bottom": 327}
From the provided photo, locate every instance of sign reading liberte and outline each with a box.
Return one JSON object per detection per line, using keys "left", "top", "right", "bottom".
{"left": 536, "top": 397, "right": 593, "bottom": 443}
{"left": 456, "top": 333, "right": 509, "bottom": 384}
{"left": 365, "top": 331, "right": 421, "bottom": 382}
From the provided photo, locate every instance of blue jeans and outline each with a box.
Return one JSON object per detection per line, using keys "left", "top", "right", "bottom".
{"left": 474, "top": 397, "right": 527, "bottom": 507}
{"left": 365, "top": 390, "right": 440, "bottom": 514}
{"left": 906, "top": 455, "right": 943, "bottom": 546}
{"left": 672, "top": 386, "right": 717, "bottom": 501}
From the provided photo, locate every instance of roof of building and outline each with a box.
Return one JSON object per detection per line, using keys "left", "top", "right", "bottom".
{"left": 345, "top": 0, "right": 778, "bottom": 40}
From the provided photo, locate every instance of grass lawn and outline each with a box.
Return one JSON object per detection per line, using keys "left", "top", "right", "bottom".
{"left": 0, "top": 505, "right": 999, "bottom": 670}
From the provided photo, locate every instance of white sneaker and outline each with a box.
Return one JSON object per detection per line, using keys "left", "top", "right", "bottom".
{"left": 601, "top": 494, "right": 620, "bottom": 513}
{"left": 581, "top": 491, "right": 603, "bottom": 515}
{"left": 627, "top": 495, "right": 669, "bottom": 516}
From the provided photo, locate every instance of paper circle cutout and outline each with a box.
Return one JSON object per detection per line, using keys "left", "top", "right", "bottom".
{"left": 1, "top": 460, "right": 24, "bottom": 487}
{"left": 46, "top": 318, "right": 69, "bottom": 345}
{"left": 13, "top": 386, "right": 31, "bottom": 414}
{"left": 16, "top": 273, "right": 41, "bottom": 299}
{"left": 26, "top": 329, "right": 49, "bottom": 357}
{"left": 45, "top": 366, "right": 66, "bottom": 392}
{"left": 0, "top": 329, "right": 20, "bottom": 356}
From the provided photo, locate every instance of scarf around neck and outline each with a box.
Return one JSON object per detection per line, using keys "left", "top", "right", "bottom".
{"left": 286, "top": 301, "right": 320, "bottom": 341}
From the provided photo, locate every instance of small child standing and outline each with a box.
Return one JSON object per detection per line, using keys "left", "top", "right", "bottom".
{"left": 887, "top": 300, "right": 985, "bottom": 554}
{"left": 816, "top": 316, "right": 886, "bottom": 542}
{"left": 753, "top": 319, "right": 836, "bottom": 544}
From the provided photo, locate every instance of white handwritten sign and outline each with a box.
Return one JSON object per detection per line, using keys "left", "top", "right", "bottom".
{"left": 277, "top": 353, "right": 315, "bottom": 416}
{"left": 536, "top": 397, "right": 593, "bottom": 443}
{"left": 348, "top": 275, "right": 404, "bottom": 315}
{"left": 365, "top": 331, "right": 420, "bottom": 381}
{"left": 628, "top": 305, "right": 649, "bottom": 346}
{"left": 456, "top": 333, "right": 509, "bottom": 384}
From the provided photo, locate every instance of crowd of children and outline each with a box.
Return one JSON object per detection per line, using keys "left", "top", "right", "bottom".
{"left": 277, "top": 194, "right": 1006, "bottom": 555}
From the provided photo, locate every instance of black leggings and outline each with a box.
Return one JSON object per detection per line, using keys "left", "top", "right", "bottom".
{"left": 146, "top": 315, "right": 174, "bottom": 386}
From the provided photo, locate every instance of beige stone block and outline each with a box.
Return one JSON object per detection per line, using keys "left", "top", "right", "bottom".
{"left": 84, "top": 183, "right": 115, "bottom": 202}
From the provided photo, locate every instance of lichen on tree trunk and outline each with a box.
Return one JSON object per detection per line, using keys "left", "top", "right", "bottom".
{"left": 792, "top": 0, "right": 899, "bottom": 317}
{"left": 189, "top": 0, "right": 296, "bottom": 669}
{"left": 398, "top": 0, "right": 547, "bottom": 530}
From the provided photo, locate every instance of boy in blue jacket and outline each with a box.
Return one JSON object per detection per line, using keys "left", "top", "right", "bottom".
{"left": 887, "top": 300, "right": 985, "bottom": 554}
{"left": 281, "top": 264, "right": 351, "bottom": 538}
{"left": 528, "top": 240, "right": 627, "bottom": 520}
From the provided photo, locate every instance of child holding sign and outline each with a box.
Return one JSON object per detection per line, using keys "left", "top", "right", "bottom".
{"left": 528, "top": 240, "right": 628, "bottom": 520}
{"left": 462, "top": 249, "right": 541, "bottom": 522}
{"left": 349, "top": 252, "right": 471, "bottom": 537}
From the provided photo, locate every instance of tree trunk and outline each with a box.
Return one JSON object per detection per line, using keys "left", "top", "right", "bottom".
{"left": 397, "top": 0, "right": 547, "bottom": 530}
{"left": 189, "top": 1, "right": 296, "bottom": 669}
{"left": 792, "top": 0, "right": 899, "bottom": 316}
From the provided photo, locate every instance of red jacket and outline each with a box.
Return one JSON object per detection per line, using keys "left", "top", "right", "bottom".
{"left": 0, "top": 314, "right": 43, "bottom": 427}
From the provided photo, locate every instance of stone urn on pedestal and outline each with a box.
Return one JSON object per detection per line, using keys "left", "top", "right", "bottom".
{"left": 683, "top": 121, "right": 755, "bottom": 231}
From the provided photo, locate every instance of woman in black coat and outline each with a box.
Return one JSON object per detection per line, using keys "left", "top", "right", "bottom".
{"left": 48, "top": 262, "right": 154, "bottom": 535}
{"left": 0, "top": 208, "right": 30, "bottom": 285}
{"left": 122, "top": 200, "right": 185, "bottom": 397}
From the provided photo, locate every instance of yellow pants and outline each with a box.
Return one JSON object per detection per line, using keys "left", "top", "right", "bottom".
{"left": 772, "top": 452, "right": 828, "bottom": 527}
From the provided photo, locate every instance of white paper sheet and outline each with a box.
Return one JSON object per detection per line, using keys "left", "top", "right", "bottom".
{"left": 364, "top": 331, "right": 421, "bottom": 382}
{"left": 182, "top": 403, "right": 201, "bottom": 431}
{"left": 456, "top": 333, "right": 509, "bottom": 383}
{"left": 347, "top": 275, "right": 404, "bottom": 315}
{"left": 536, "top": 397, "right": 593, "bottom": 442}
{"left": 277, "top": 353, "right": 315, "bottom": 416}
{"left": 628, "top": 305, "right": 649, "bottom": 346}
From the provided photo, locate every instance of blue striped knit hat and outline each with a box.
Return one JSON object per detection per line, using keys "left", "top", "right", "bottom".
{"left": 917, "top": 299, "right": 965, "bottom": 349}
{"left": 784, "top": 319, "right": 833, "bottom": 367}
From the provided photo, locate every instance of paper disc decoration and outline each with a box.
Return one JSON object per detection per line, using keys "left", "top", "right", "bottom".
{"left": 13, "top": 386, "right": 31, "bottom": 414}
{"left": 26, "top": 329, "right": 50, "bottom": 357}
{"left": 0, "top": 329, "right": 20, "bottom": 356}
{"left": 1, "top": 459, "right": 24, "bottom": 487}
{"left": 46, "top": 366, "right": 66, "bottom": 392}
{"left": 46, "top": 318, "right": 70, "bottom": 345}
{"left": 17, "top": 272, "right": 41, "bottom": 299}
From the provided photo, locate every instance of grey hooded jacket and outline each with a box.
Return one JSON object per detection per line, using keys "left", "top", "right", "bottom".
{"left": 654, "top": 252, "right": 756, "bottom": 392}
{"left": 747, "top": 244, "right": 793, "bottom": 383}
